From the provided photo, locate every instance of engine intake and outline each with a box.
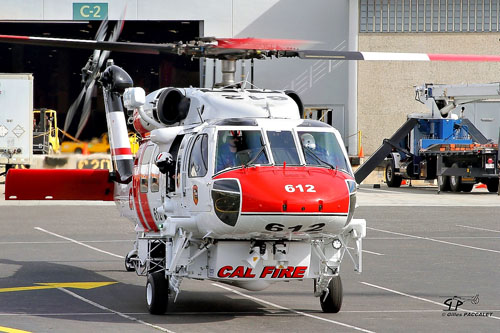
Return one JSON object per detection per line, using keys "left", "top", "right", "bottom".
{"left": 155, "top": 88, "right": 190, "bottom": 125}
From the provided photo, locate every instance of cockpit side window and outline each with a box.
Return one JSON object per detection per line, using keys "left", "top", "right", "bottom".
{"left": 266, "top": 131, "right": 301, "bottom": 165}
{"left": 215, "top": 130, "right": 269, "bottom": 172}
{"left": 188, "top": 134, "right": 208, "bottom": 178}
{"left": 298, "top": 131, "right": 351, "bottom": 174}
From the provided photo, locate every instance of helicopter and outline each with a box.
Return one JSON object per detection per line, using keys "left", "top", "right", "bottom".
{"left": 2, "top": 28, "right": 500, "bottom": 315}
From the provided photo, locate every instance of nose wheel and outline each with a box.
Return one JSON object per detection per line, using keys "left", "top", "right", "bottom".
{"left": 146, "top": 272, "right": 169, "bottom": 314}
{"left": 320, "top": 275, "right": 343, "bottom": 313}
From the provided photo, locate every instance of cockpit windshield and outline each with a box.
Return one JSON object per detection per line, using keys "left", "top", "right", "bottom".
{"left": 298, "top": 131, "right": 350, "bottom": 173}
{"left": 266, "top": 131, "right": 301, "bottom": 165}
{"left": 215, "top": 130, "right": 269, "bottom": 172}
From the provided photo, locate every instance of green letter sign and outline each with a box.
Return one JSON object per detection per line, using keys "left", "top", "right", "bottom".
{"left": 73, "top": 3, "right": 108, "bottom": 20}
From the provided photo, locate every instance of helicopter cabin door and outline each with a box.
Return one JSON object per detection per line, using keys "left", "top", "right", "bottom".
{"left": 185, "top": 133, "right": 210, "bottom": 212}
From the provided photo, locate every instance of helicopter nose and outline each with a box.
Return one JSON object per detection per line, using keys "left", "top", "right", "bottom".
{"left": 214, "top": 167, "right": 353, "bottom": 214}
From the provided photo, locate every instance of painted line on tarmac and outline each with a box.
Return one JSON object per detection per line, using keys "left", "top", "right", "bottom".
{"left": 361, "top": 282, "right": 500, "bottom": 320}
{"left": 367, "top": 236, "right": 500, "bottom": 240}
{"left": 346, "top": 246, "right": 384, "bottom": 256}
{"left": 358, "top": 188, "right": 403, "bottom": 194}
{"left": 212, "top": 283, "right": 375, "bottom": 333}
{"left": 58, "top": 288, "right": 174, "bottom": 332}
{"left": 368, "top": 227, "right": 500, "bottom": 254}
{"left": 0, "top": 240, "right": 133, "bottom": 245}
{"left": 34, "top": 227, "right": 125, "bottom": 259}
{"left": 456, "top": 224, "right": 500, "bottom": 233}
{"left": 0, "top": 326, "right": 31, "bottom": 333}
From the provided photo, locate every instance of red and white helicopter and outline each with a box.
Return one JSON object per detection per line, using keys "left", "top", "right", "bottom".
{"left": 2, "top": 27, "right": 500, "bottom": 315}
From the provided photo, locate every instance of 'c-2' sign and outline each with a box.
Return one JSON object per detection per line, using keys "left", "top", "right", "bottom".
{"left": 73, "top": 3, "right": 108, "bottom": 20}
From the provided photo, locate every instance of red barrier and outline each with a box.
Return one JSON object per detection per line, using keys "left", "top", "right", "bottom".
{"left": 5, "top": 169, "right": 114, "bottom": 201}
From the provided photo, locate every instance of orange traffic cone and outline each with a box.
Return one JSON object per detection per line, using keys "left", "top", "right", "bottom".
{"left": 82, "top": 143, "right": 89, "bottom": 155}
{"left": 358, "top": 145, "right": 364, "bottom": 158}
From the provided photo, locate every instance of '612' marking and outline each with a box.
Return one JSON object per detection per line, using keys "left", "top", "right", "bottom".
{"left": 265, "top": 223, "right": 325, "bottom": 233}
{"left": 285, "top": 184, "right": 316, "bottom": 193}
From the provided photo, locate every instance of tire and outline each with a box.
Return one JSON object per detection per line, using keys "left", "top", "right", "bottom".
{"left": 438, "top": 175, "right": 450, "bottom": 192}
{"left": 146, "top": 272, "right": 169, "bottom": 315}
{"left": 320, "top": 275, "right": 343, "bottom": 313}
{"left": 125, "top": 252, "right": 137, "bottom": 272}
{"left": 460, "top": 183, "right": 474, "bottom": 192}
{"left": 74, "top": 147, "right": 83, "bottom": 154}
{"left": 386, "top": 160, "right": 402, "bottom": 188}
{"left": 487, "top": 178, "right": 499, "bottom": 193}
{"left": 449, "top": 163, "right": 461, "bottom": 193}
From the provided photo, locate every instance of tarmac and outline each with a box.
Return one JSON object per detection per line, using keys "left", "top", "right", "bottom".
{"left": 0, "top": 183, "right": 499, "bottom": 332}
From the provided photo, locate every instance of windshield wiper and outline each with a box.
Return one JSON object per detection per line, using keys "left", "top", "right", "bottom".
{"left": 303, "top": 146, "right": 335, "bottom": 169}
{"left": 245, "top": 145, "right": 267, "bottom": 167}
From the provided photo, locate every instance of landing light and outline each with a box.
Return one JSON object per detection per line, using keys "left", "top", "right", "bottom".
{"left": 332, "top": 239, "right": 342, "bottom": 250}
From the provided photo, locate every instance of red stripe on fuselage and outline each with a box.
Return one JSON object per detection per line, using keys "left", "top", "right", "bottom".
{"left": 214, "top": 166, "right": 352, "bottom": 214}
{"left": 139, "top": 186, "right": 158, "bottom": 232}
{"left": 132, "top": 146, "right": 149, "bottom": 231}
{"left": 135, "top": 145, "right": 158, "bottom": 232}
{"left": 133, "top": 173, "right": 149, "bottom": 232}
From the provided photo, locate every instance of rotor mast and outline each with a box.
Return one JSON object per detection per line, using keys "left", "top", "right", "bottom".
{"left": 219, "top": 59, "right": 236, "bottom": 87}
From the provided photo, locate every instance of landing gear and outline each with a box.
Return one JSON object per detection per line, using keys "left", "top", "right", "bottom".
{"left": 125, "top": 251, "right": 138, "bottom": 272}
{"left": 146, "top": 271, "right": 169, "bottom": 314}
{"left": 320, "top": 275, "right": 343, "bottom": 313}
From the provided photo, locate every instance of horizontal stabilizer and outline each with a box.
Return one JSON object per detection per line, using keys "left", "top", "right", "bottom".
{"left": 5, "top": 169, "right": 114, "bottom": 201}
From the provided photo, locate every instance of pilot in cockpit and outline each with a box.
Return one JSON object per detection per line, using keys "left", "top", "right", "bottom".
{"left": 300, "top": 133, "right": 328, "bottom": 162}
{"left": 216, "top": 130, "right": 242, "bottom": 172}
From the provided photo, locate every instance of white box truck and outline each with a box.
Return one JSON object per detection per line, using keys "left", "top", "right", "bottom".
{"left": 0, "top": 74, "right": 33, "bottom": 168}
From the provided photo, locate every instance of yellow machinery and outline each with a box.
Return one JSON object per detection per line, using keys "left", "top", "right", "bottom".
{"left": 33, "top": 109, "right": 60, "bottom": 154}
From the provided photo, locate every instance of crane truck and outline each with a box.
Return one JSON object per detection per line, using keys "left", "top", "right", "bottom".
{"left": 355, "top": 83, "right": 500, "bottom": 193}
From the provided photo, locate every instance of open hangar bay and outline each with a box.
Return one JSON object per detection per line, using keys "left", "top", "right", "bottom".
{"left": 0, "top": 185, "right": 499, "bottom": 333}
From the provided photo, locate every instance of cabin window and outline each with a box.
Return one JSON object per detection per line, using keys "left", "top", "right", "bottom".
{"left": 150, "top": 146, "right": 160, "bottom": 193}
{"left": 266, "top": 131, "right": 301, "bottom": 165}
{"left": 215, "top": 130, "right": 269, "bottom": 172}
{"left": 140, "top": 145, "right": 154, "bottom": 193}
{"left": 298, "top": 131, "right": 351, "bottom": 175}
{"left": 188, "top": 134, "right": 208, "bottom": 178}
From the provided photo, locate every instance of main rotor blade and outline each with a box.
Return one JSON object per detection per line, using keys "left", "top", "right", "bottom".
{"left": 295, "top": 50, "right": 500, "bottom": 62}
{"left": 75, "top": 80, "right": 95, "bottom": 139}
{"left": 97, "top": 20, "right": 125, "bottom": 69}
{"left": 3, "top": 34, "right": 500, "bottom": 62}
{"left": 64, "top": 87, "right": 86, "bottom": 133}
{"left": 0, "top": 35, "right": 167, "bottom": 55}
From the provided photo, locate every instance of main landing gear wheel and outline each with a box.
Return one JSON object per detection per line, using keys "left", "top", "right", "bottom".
{"left": 320, "top": 275, "right": 343, "bottom": 313}
{"left": 146, "top": 272, "right": 169, "bottom": 315}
